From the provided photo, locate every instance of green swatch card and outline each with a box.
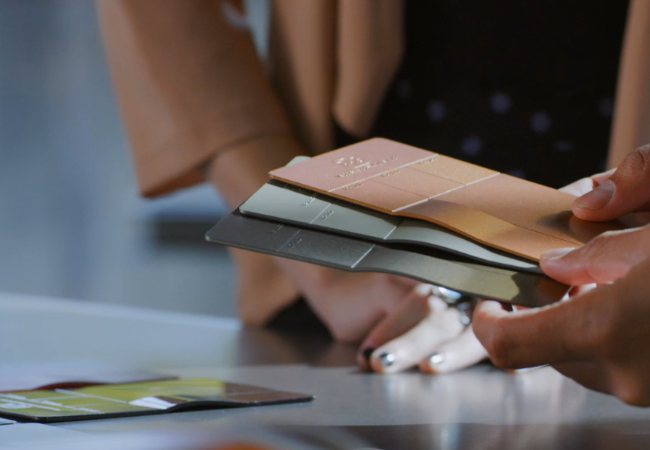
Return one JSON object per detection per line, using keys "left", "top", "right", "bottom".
{"left": 0, "top": 378, "right": 313, "bottom": 423}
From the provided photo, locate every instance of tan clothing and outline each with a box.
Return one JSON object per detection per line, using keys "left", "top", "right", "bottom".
{"left": 99, "top": 0, "right": 650, "bottom": 325}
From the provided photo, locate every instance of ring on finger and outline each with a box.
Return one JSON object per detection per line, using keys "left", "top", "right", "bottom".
{"left": 431, "top": 286, "right": 476, "bottom": 325}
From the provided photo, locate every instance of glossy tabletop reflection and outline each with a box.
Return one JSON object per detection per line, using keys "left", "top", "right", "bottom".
{"left": 1, "top": 293, "right": 649, "bottom": 450}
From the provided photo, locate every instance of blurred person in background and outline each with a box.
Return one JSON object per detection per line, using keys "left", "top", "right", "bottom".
{"left": 98, "top": 1, "right": 650, "bottom": 376}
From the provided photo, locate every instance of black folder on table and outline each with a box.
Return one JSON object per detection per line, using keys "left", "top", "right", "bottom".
{"left": 206, "top": 210, "right": 569, "bottom": 308}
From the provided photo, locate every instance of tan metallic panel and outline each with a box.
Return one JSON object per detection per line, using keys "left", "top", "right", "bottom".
{"left": 270, "top": 138, "right": 626, "bottom": 261}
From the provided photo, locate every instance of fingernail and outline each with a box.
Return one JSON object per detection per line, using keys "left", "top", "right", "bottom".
{"left": 429, "top": 353, "right": 446, "bottom": 366}
{"left": 432, "top": 286, "right": 463, "bottom": 304}
{"left": 456, "top": 301, "right": 473, "bottom": 326}
{"left": 575, "top": 180, "right": 615, "bottom": 211}
{"left": 362, "top": 347, "right": 375, "bottom": 364}
{"left": 414, "top": 284, "right": 433, "bottom": 296}
{"left": 540, "top": 247, "right": 574, "bottom": 262}
{"left": 378, "top": 352, "right": 396, "bottom": 368}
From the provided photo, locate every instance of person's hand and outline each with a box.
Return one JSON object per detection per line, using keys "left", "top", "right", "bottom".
{"left": 355, "top": 286, "right": 487, "bottom": 374}
{"left": 341, "top": 156, "right": 632, "bottom": 374}
{"left": 275, "top": 259, "right": 422, "bottom": 343}
{"left": 544, "top": 143, "right": 650, "bottom": 284}
{"left": 540, "top": 225, "right": 650, "bottom": 285}
{"left": 279, "top": 257, "right": 488, "bottom": 373}
{"left": 569, "top": 144, "right": 650, "bottom": 221}
{"left": 473, "top": 251, "right": 650, "bottom": 406}
{"left": 473, "top": 144, "right": 650, "bottom": 405}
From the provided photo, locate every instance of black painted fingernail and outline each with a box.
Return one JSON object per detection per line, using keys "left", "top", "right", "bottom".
{"left": 429, "top": 353, "right": 445, "bottom": 366}
{"left": 456, "top": 300, "right": 474, "bottom": 325}
{"left": 362, "top": 348, "right": 375, "bottom": 364}
{"left": 379, "top": 352, "right": 396, "bottom": 368}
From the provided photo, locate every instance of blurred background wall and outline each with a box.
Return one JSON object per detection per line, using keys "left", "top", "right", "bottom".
{"left": 0, "top": 0, "right": 272, "bottom": 317}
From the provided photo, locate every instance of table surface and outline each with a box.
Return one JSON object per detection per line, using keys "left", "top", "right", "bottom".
{"left": 1, "top": 292, "right": 650, "bottom": 450}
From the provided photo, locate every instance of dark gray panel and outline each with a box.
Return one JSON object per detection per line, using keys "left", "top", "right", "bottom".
{"left": 359, "top": 247, "right": 565, "bottom": 307}
{"left": 239, "top": 181, "right": 539, "bottom": 273}
{"left": 206, "top": 211, "right": 569, "bottom": 307}
{"left": 205, "top": 211, "right": 300, "bottom": 253}
{"left": 278, "top": 229, "right": 374, "bottom": 269}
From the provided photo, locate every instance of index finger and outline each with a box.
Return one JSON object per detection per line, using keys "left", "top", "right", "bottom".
{"left": 472, "top": 296, "right": 595, "bottom": 369}
{"left": 540, "top": 226, "right": 650, "bottom": 285}
{"left": 573, "top": 145, "right": 650, "bottom": 221}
